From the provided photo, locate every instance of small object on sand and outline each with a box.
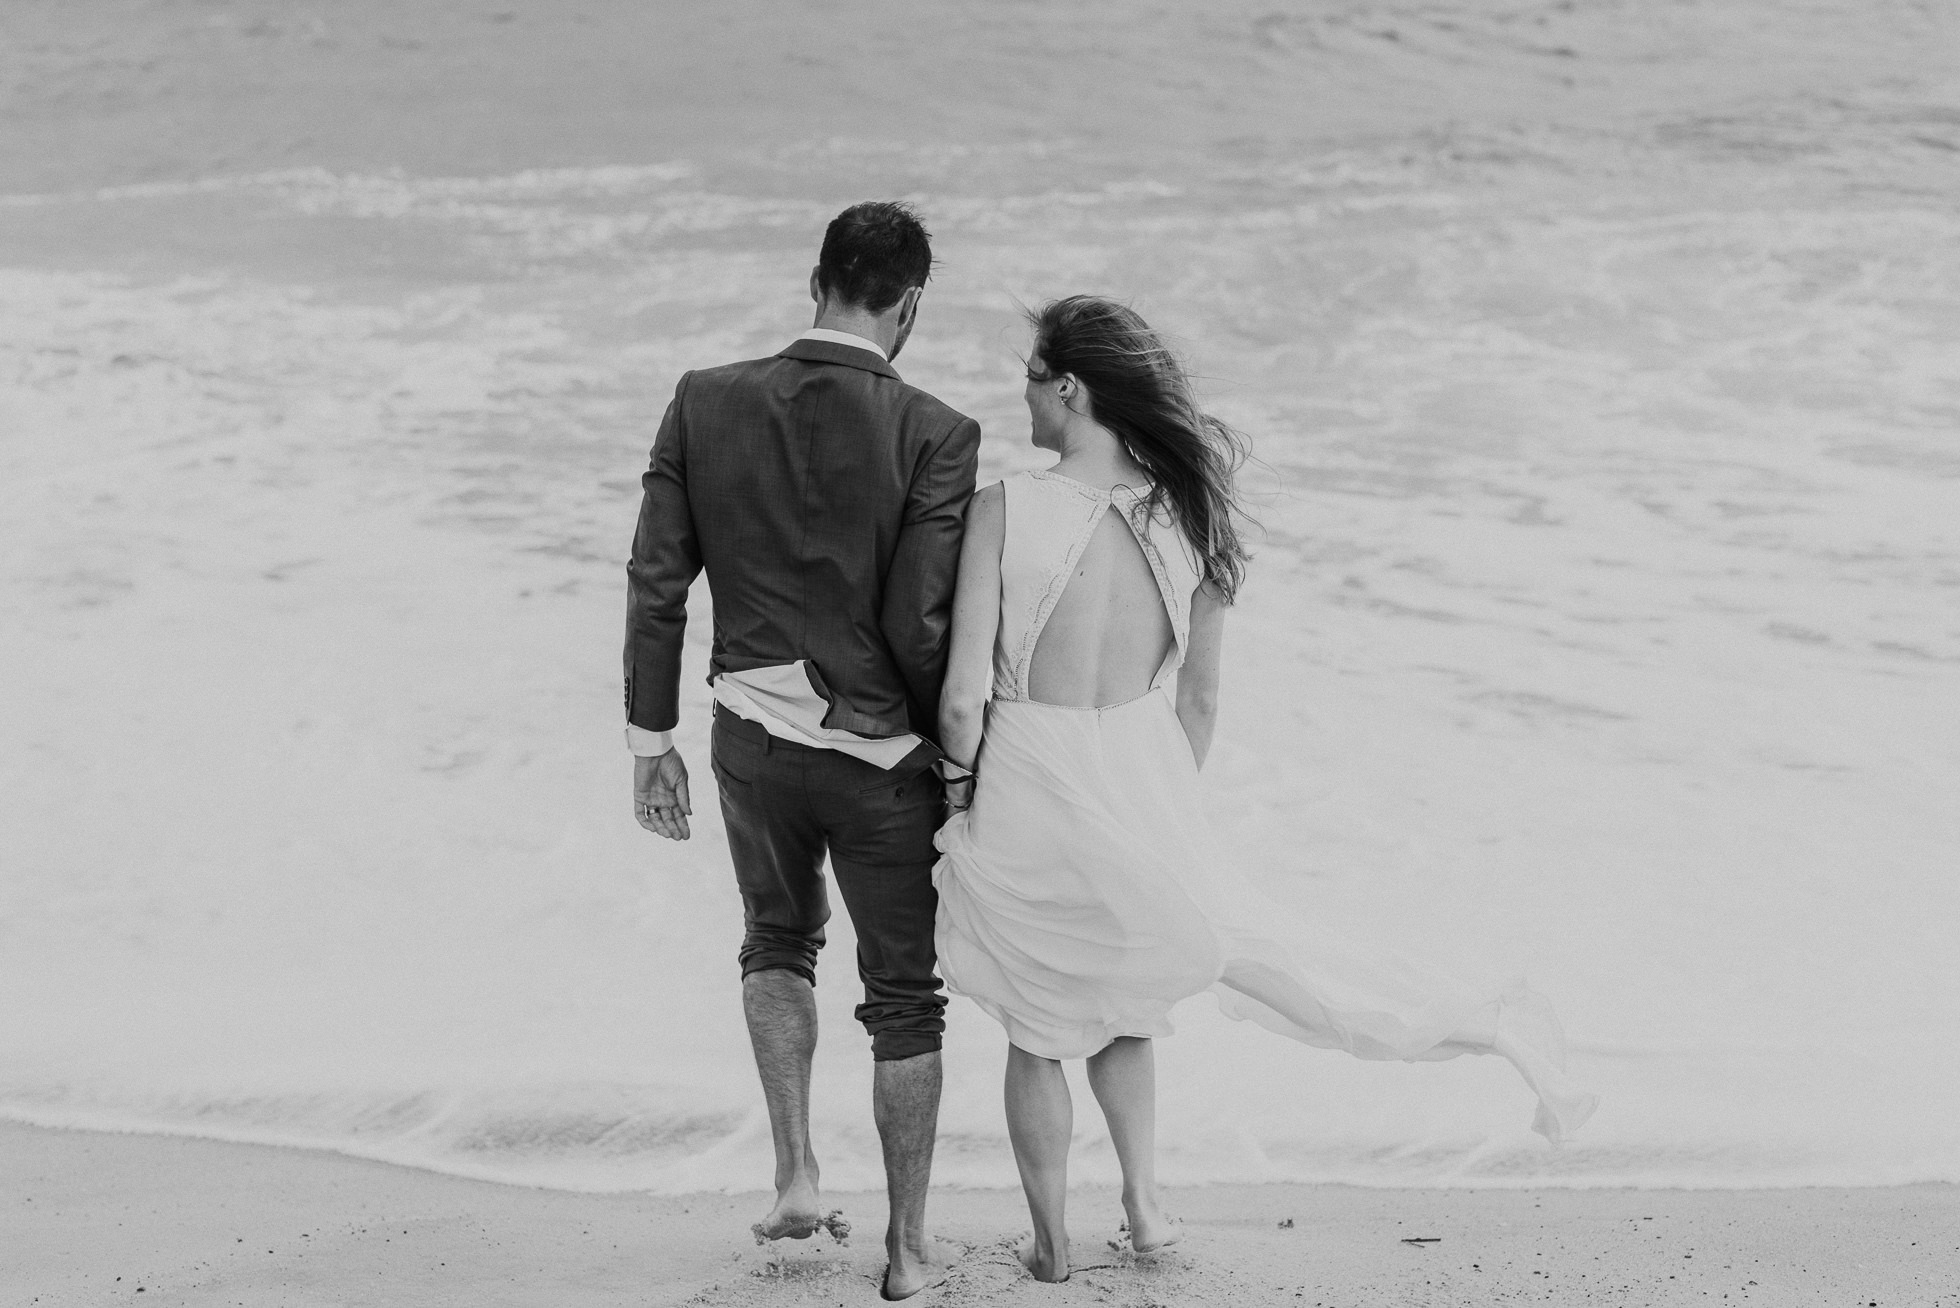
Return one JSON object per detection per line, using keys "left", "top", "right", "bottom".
{"left": 1278, "top": 1218, "right": 1295, "bottom": 1229}
{"left": 1400, "top": 1236, "right": 1441, "bottom": 1246}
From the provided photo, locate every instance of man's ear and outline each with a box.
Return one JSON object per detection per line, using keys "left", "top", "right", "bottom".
{"left": 809, "top": 267, "right": 825, "bottom": 306}
{"left": 897, "top": 285, "right": 924, "bottom": 324}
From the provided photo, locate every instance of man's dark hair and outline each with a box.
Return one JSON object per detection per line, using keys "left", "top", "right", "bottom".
{"left": 816, "top": 201, "right": 933, "bottom": 312}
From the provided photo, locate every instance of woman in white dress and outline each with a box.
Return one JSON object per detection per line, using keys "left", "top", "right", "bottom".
{"left": 931, "top": 296, "right": 1598, "bottom": 1283}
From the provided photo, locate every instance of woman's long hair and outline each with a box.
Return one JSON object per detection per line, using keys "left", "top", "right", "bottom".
{"left": 1029, "top": 295, "right": 1252, "bottom": 602}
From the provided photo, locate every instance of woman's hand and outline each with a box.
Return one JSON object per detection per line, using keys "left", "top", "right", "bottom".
{"left": 941, "top": 769, "right": 977, "bottom": 813}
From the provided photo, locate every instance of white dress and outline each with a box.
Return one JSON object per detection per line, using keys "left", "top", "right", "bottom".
{"left": 932, "top": 469, "right": 1598, "bottom": 1142}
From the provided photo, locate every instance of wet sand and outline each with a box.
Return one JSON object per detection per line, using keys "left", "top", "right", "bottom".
{"left": 4, "top": 1123, "right": 1956, "bottom": 1306}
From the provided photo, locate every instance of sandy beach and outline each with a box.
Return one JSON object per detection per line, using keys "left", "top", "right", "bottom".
{"left": 5, "top": 1, "right": 1960, "bottom": 1302}
{"left": 5, "top": 1123, "right": 1955, "bottom": 1306}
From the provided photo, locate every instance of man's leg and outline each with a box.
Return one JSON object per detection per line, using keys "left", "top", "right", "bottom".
{"left": 875, "top": 1049, "right": 948, "bottom": 1298}
{"left": 713, "top": 715, "right": 833, "bottom": 1240}
{"left": 744, "top": 969, "right": 824, "bottom": 1239}
{"left": 822, "top": 759, "right": 956, "bottom": 1299}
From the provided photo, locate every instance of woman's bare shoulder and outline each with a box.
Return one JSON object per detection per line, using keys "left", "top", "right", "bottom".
{"left": 967, "top": 480, "right": 1007, "bottom": 527}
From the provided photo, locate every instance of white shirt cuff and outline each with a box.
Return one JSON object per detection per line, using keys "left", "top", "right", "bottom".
{"left": 625, "top": 725, "right": 674, "bottom": 757}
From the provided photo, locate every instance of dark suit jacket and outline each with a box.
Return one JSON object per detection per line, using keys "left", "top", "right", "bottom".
{"left": 624, "top": 338, "right": 981, "bottom": 744}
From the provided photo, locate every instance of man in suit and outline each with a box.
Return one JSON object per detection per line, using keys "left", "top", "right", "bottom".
{"left": 623, "top": 202, "right": 979, "bottom": 1299}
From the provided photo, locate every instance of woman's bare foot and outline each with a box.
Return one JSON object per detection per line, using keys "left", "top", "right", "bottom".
{"left": 1120, "top": 1201, "right": 1182, "bottom": 1254}
{"left": 749, "top": 1178, "right": 825, "bottom": 1243}
{"left": 1017, "top": 1233, "right": 1070, "bottom": 1283}
{"left": 881, "top": 1236, "right": 960, "bottom": 1300}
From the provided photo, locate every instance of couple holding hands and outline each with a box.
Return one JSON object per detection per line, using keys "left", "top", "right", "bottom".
{"left": 624, "top": 201, "right": 1594, "bottom": 1298}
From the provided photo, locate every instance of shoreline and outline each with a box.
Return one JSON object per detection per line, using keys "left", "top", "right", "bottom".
{"left": 8, "top": 1105, "right": 1952, "bottom": 1194}
{"left": 4, "top": 1122, "right": 1954, "bottom": 1306}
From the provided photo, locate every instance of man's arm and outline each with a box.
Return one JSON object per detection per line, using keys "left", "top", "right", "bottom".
{"left": 625, "top": 375, "right": 702, "bottom": 838}
{"left": 880, "top": 414, "right": 982, "bottom": 743}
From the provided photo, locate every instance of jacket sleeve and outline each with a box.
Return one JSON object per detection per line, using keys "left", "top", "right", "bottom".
{"left": 880, "top": 413, "right": 982, "bottom": 743}
{"left": 623, "top": 374, "right": 703, "bottom": 733}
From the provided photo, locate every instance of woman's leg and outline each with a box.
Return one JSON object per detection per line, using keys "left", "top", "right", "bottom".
{"left": 1004, "top": 1043, "right": 1072, "bottom": 1281}
{"left": 1085, "top": 1036, "right": 1179, "bottom": 1252}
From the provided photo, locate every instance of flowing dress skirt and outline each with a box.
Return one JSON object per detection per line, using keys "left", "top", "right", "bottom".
{"left": 932, "top": 687, "right": 1599, "bottom": 1142}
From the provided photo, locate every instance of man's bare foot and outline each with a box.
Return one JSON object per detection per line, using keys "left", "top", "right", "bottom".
{"left": 749, "top": 1179, "right": 825, "bottom": 1244}
{"left": 882, "top": 1236, "right": 960, "bottom": 1300}
{"left": 1016, "top": 1233, "right": 1070, "bottom": 1283}
{"left": 1119, "top": 1204, "right": 1182, "bottom": 1254}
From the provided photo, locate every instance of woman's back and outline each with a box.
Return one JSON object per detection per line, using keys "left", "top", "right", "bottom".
{"left": 1028, "top": 505, "right": 1173, "bottom": 707}
{"left": 992, "top": 469, "right": 1195, "bottom": 710}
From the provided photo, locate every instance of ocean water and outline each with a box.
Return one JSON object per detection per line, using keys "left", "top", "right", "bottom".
{"left": 3, "top": 8, "right": 1959, "bottom": 1193}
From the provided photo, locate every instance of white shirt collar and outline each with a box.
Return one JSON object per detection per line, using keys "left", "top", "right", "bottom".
{"left": 795, "top": 327, "right": 888, "bottom": 361}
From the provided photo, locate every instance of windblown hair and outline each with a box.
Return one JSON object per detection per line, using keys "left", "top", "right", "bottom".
{"left": 1029, "top": 296, "right": 1252, "bottom": 602}
{"left": 816, "top": 201, "right": 934, "bottom": 312}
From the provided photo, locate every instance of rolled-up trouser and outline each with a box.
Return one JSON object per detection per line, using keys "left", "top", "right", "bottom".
{"left": 709, "top": 705, "right": 947, "bottom": 1061}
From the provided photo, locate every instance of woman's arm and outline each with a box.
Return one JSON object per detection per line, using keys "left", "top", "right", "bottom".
{"left": 937, "top": 482, "right": 1007, "bottom": 777}
{"left": 1175, "top": 581, "right": 1229, "bottom": 769}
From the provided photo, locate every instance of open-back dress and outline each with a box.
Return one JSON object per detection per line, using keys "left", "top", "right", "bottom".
{"left": 931, "top": 468, "right": 1598, "bottom": 1142}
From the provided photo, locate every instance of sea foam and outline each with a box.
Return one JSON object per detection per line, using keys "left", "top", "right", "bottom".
{"left": 4, "top": 95, "right": 1958, "bottom": 1192}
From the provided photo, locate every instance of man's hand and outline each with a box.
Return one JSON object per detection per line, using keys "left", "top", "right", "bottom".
{"left": 634, "top": 750, "right": 693, "bottom": 840}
